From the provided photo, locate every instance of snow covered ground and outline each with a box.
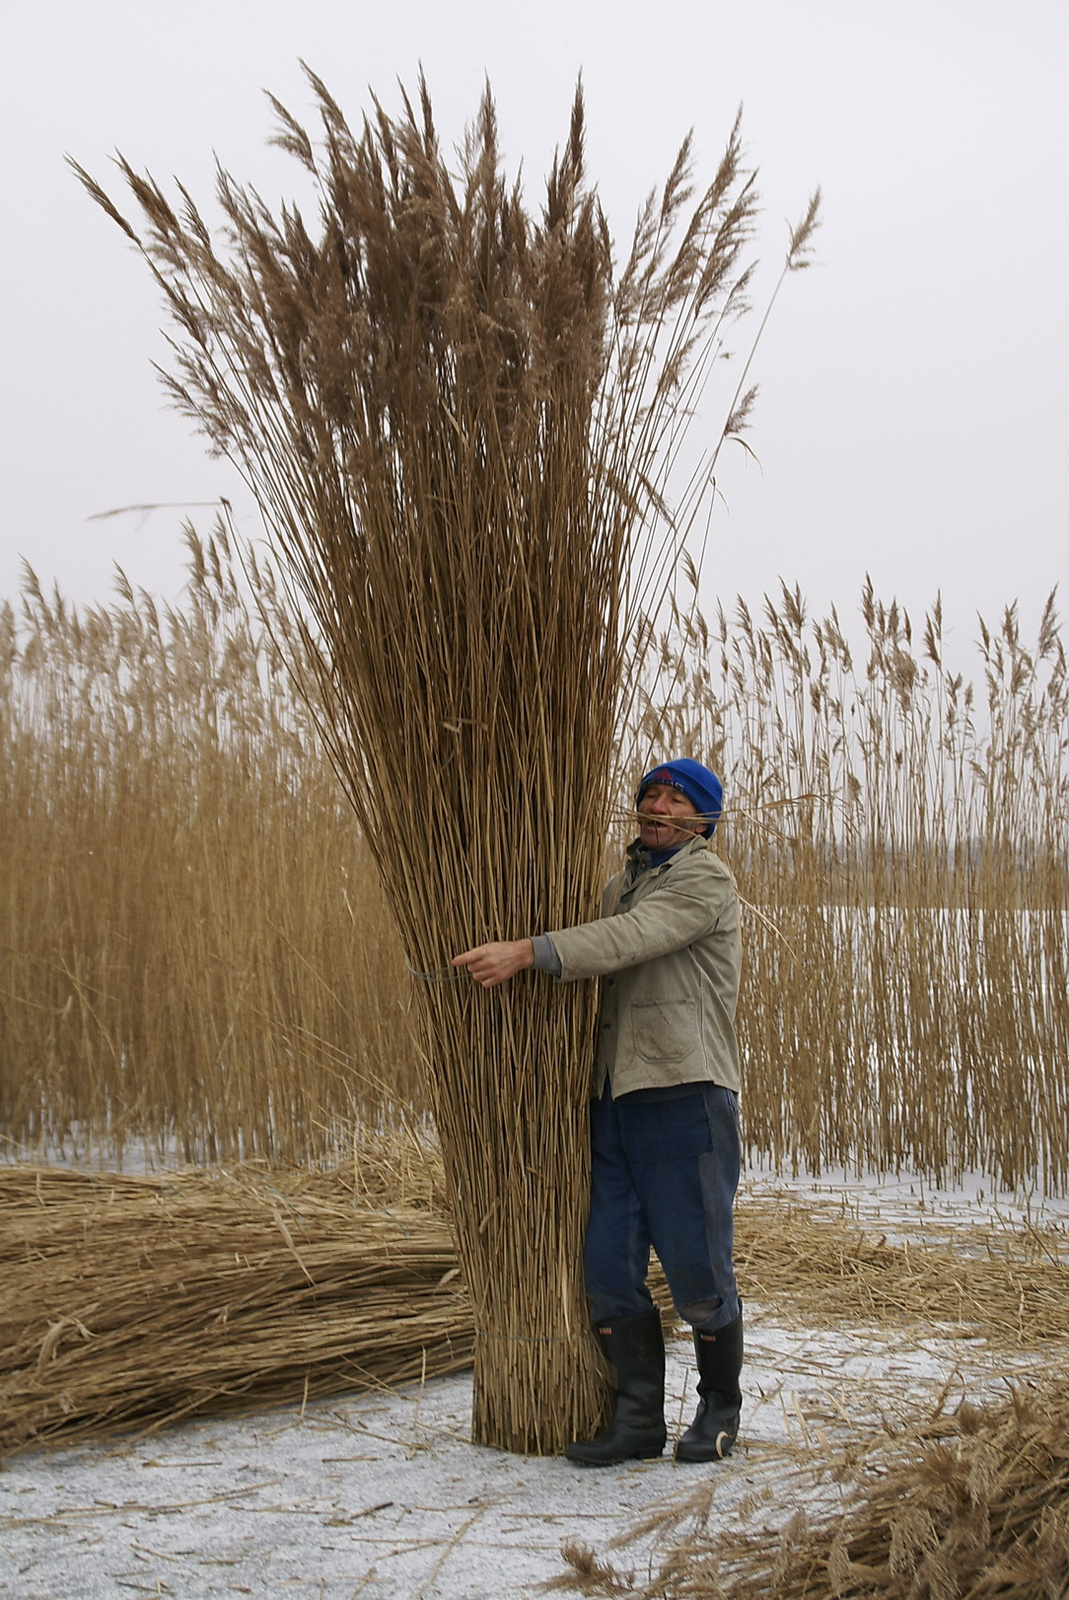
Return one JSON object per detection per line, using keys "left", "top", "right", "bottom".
{"left": 5, "top": 1172, "right": 1067, "bottom": 1600}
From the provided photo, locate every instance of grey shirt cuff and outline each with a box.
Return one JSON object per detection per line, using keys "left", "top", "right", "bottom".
{"left": 531, "top": 934, "right": 563, "bottom": 978}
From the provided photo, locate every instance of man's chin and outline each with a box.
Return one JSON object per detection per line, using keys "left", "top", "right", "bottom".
{"left": 641, "top": 826, "right": 681, "bottom": 849}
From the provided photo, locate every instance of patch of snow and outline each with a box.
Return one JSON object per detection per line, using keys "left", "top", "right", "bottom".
{"left": 3, "top": 1330, "right": 1053, "bottom": 1597}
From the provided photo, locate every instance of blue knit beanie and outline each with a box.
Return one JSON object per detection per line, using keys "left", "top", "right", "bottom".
{"left": 636, "top": 758, "right": 724, "bottom": 835}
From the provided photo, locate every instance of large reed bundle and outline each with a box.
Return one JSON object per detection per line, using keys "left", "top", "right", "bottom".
{"left": 75, "top": 77, "right": 814, "bottom": 1451}
{"left": 0, "top": 1145, "right": 468, "bottom": 1459}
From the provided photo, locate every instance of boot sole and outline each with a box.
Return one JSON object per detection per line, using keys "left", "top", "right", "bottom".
{"left": 567, "top": 1449, "right": 665, "bottom": 1467}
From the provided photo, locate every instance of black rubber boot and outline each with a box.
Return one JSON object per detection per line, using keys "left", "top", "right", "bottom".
{"left": 566, "top": 1311, "right": 667, "bottom": 1466}
{"left": 674, "top": 1310, "right": 743, "bottom": 1463}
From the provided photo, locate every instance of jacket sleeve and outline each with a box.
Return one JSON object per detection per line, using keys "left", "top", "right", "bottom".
{"left": 531, "top": 933, "right": 563, "bottom": 977}
{"left": 547, "top": 856, "right": 734, "bottom": 982}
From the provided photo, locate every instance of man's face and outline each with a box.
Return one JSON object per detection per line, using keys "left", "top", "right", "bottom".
{"left": 637, "top": 782, "right": 704, "bottom": 851}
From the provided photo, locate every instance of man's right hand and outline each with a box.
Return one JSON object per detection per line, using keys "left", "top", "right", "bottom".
{"left": 451, "top": 940, "right": 535, "bottom": 989}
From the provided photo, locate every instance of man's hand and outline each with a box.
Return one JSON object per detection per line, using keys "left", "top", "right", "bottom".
{"left": 452, "top": 939, "right": 535, "bottom": 989}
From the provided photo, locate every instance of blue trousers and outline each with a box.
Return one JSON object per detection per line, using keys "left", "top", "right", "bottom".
{"left": 583, "top": 1082, "right": 741, "bottom": 1333}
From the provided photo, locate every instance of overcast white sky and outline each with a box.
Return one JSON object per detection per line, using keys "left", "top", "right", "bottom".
{"left": 2, "top": 1, "right": 1065, "bottom": 662}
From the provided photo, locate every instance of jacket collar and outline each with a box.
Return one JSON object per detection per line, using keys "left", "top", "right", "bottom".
{"left": 625, "top": 831, "right": 713, "bottom": 879}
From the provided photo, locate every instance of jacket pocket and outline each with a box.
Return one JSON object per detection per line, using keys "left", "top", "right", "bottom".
{"left": 630, "top": 998, "right": 698, "bottom": 1063}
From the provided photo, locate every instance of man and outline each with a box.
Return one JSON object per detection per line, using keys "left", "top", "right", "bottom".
{"left": 453, "top": 757, "right": 743, "bottom": 1467}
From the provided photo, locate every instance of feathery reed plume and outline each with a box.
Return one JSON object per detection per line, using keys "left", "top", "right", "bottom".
{"left": 73, "top": 75, "right": 787, "bottom": 1452}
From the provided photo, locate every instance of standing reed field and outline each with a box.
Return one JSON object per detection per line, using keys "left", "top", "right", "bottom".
{"left": 71, "top": 76, "right": 818, "bottom": 1453}
{"left": 4, "top": 557, "right": 1066, "bottom": 1187}
{"left": 0, "top": 530, "right": 422, "bottom": 1168}
{"left": 642, "top": 581, "right": 1069, "bottom": 1189}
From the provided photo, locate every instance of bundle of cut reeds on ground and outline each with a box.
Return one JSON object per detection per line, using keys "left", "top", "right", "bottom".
{"left": 0, "top": 1147, "right": 469, "bottom": 1460}
{"left": 6, "top": 1155, "right": 1067, "bottom": 1461}
{"left": 74, "top": 74, "right": 817, "bottom": 1451}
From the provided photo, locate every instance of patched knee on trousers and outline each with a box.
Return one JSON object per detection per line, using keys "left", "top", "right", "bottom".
{"left": 675, "top": 1295, "right": 722, "bottom": 1327}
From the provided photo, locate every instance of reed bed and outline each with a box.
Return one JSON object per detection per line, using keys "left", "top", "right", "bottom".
{"left": 556, "top": 1375, "right": 1069, "bottom": 1599}
{"left": 642, "top": 583, "right": 1069, "bottom": 1190}
{"left": 0, "top": 531, "right": 421, "bottom": 1166}
{"left": 73, "top": 74, "right": 814, "bottom": 1453}
{"left": 3, "top": 556, "right": 1066, "bottom": 1190}
{"left": 5, "top": 1155, "right": 1067, "bottom": 1461}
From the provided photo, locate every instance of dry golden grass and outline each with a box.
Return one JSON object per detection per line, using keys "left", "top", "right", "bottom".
{"left": 0, "top": 531, "right": 422, "bottom": 1167}
{"left": 3, "top": 550, "right": 1066, "bottom": 1194}
{"left": 734, "top": 1192, "right": 1069, "bottom": 1348}
{"left": 555, "top": 1377, "right": 1069, "bottom": 1599}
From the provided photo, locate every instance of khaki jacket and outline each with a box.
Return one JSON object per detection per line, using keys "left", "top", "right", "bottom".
{"left": 548, "top": 835, "right": 741, "bottom": 1098}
